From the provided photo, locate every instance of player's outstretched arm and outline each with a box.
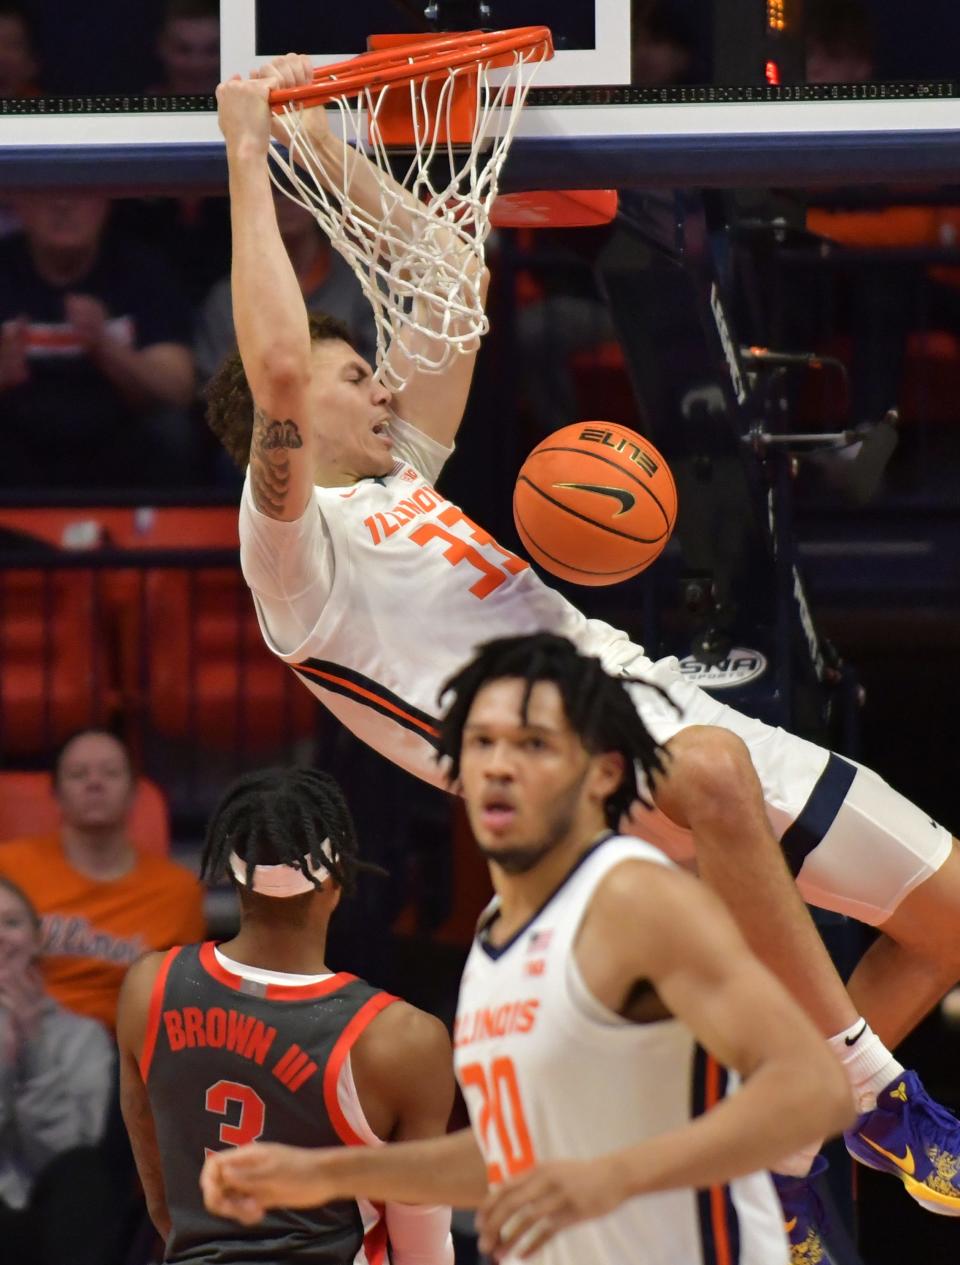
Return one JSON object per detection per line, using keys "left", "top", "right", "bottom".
{"left": 201, "top": 1126, "right": 487, "bottom": 1223}
{"left": 201, "top": 1001, "right": 487, "bottom": 1231}
{"left": 116, "top": 953, "right": 172, "bottom": 1239}
{"left": 478, "top": 860, "right": 855, "bottom": 1260}
{"left": 218, "top": 73, "right": 316, "bottom": 521}
{"left": 257, "top": 53, "right": 489, "bottom": 449}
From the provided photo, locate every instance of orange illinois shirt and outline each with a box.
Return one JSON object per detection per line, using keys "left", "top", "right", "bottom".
{"left": 0, "top": 833, "right": 205, "bottom": 1030}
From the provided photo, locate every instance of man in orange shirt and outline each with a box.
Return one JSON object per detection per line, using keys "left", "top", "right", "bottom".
{"left": 0, "top": 728, "right": 204, "bottom": 1029}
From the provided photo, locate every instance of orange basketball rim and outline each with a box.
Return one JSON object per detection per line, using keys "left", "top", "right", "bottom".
{"left": 268, "top": 27, "right": 554, "bottom": 111}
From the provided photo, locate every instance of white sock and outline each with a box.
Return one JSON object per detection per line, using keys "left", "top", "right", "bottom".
{"left": 827, "top": 1018, "right": 904, "bottom": 1113}
{"left": 774, "top": 1018, "right": 903, "bottom": 1175}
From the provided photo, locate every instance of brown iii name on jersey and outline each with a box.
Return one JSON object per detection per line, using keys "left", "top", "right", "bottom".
{"left": 162, "top": 1005, "right": 318, "bottom": 1093}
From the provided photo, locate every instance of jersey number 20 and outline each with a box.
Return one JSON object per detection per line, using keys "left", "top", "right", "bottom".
{"left": 459, "top": 1056, "right": 535, "bottom": 1183}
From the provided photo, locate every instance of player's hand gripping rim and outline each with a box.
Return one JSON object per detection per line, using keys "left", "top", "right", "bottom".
{"left": 251, "top": 52, "right": 333, "bottom": 146}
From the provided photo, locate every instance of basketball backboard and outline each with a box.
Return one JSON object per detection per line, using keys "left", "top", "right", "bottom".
{"left": 2, "top": 1, "right": 960, "bottom": 190}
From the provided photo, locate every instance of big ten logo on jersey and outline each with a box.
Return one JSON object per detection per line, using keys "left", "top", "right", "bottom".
{"left": 459, "top": 1056, "right": 535, "bottom": 1183}
{"left": 362, "top": 479, "right": 529, "bottom": 599}
{"left": 525, "top": 927, "right": 552, "bottom": 976}
{"left": 162, "top": 1005, "right": 318, "bottom": 1094}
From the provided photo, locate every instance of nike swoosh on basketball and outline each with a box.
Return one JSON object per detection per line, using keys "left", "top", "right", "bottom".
{"left": 859, "top": 1135, "right": 916, "bottom": 1176}
{"left": 553, "top": 482, "right": 636, "bottom": 516}
{"left": 844, "top": 1021, "right": 868, "bottom": 1046}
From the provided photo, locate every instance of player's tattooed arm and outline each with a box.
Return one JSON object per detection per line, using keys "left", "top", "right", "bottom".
{"left": 250, "top": 404, "right": 305, "bottom": 518}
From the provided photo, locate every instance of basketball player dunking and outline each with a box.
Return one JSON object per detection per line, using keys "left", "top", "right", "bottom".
{"left": 208, "top": 58, "right": 960, "bottom": 1221}
{"left": 201, "top": 635, "right": 854, "bottom": 1265}
{"left": 116, "top": 768, "right": 454, "bottom": 1264}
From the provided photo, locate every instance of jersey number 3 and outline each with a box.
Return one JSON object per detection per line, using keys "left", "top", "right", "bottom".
{"left": 410, "top": 506, "right": 528, "bottom": 599}
{"left": 205, "top": 1079, "right": 266, "bottom": 1154}
{"left": 459, "top": 1057, "right": 534, "bottom": 1183}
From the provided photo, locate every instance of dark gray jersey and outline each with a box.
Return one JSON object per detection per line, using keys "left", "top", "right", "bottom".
{"left": 142, "top": 941, "right": 397, "bottom": 1264}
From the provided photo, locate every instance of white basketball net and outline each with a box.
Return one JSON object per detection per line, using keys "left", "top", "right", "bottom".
{"left": 268, "top": 45, "right": 546, "bottom": 391}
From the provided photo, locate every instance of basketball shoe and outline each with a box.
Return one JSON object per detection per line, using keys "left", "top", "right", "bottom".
{"left": 844, "top": 1069, "right": 960, "bottom": 1214}
{"left": 772, "top": 1156, "right": 837, "bottom": 1265}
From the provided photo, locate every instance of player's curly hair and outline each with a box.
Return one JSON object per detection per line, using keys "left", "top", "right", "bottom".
{"left": 437, "top": 633, "right": 675, "bottom": 828}
{"left": 199, "top": 766, "right": 384, "bottom": 897}
{"left": 204, "top": 312, "right": 355, "bottom": 469}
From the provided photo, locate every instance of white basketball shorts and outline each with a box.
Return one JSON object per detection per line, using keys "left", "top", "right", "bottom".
{"left": 610, "top": 649, "right": 953, "bottom": 927}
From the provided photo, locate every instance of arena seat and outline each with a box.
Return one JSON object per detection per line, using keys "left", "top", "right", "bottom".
{"left": 0, "top": 505, "right": 239, "bottom": 551}
{"left": 142, "top": 568, "right": 317, "bottom": 752}
{"left": 0, "top": 769, "right": 170, "bottom": 855}
{"left": 0, "top": 569, "right": 110, "bottom": 757}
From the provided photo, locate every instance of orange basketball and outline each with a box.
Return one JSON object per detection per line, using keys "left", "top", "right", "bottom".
{"left": 512, "top": 422, "right": 677, "bottom": 586}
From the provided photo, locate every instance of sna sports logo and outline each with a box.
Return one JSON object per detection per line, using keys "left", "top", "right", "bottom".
{"left": 678, "top": 649, "right": 768, "bottom": 690}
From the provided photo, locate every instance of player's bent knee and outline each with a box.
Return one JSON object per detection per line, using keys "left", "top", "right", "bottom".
{"left": 657, "top": 725, "right": 762, "bottom": 827}
{"left": 664, "top": 725, "right": 754, "bottom": 791}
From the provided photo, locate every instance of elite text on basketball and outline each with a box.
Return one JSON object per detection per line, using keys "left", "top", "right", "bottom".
{"left": 578, "top": 426, "right": 659, "bottom": 477}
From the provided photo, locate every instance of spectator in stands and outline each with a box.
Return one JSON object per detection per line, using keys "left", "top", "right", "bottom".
{"left": 806, "top": 0, "right": 874, "bottom": 84}
{"left": 148, "top": 0, "right": 220, "bottom": 97}
{"left": 124, "top": 0, "right": 230, "bottom": 307}
{"left": 801, "top": 3, "right": 960, "bottom": 452}
{"left": 0, "top": 729, "right": 204, "bottom": 1031}
{"left": 510, "top": 1, "right": 701, "bottom": 439}
{"left": 113, "top": 4, "right": 227, "bottom": 334}
{"left": 0, "top": 2, "right": 40, "bottom": 238}
{"left": 0, "top": 1, "right": 38, "bottom": 97}
{"left": 0, "top": 877, "right": 122, "bottom": 1265}
{"left": 631, "top": 0, "right": 698, "bottom": 87}
{"left": 0, "top": 193, "right": 198, "bottom": 488}
{"left": 195, "top": 190, "right": 378, "bottom": 384}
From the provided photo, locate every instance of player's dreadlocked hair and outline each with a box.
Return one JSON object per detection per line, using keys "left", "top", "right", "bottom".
{"left": 438, "top": 633, "right": 675, "bottom": 828}
{"left": 200, "top": 766, "right": 382, "bottom": 897}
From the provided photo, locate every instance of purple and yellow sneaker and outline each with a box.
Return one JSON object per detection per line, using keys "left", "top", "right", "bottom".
{"left": 772, "top": 1156, "right": 837, "bottom": 1265}
{"left": 844, "top": 1069, "right": 960, "bottom": 1215}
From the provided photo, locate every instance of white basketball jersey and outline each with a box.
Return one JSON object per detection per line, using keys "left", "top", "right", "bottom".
{"left": 246, "top": 451, "right": 666, "bottom": 790}
{"left": 241, "top": 428, "right": 833, "bottom": 866}
{"left": 453, "top": 836, "right": 788, "bottom": 1265}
